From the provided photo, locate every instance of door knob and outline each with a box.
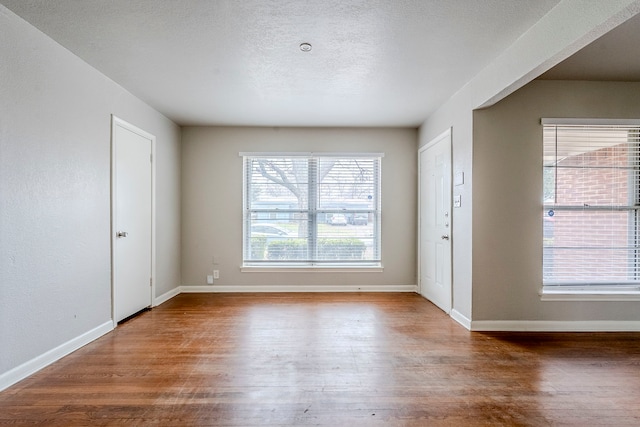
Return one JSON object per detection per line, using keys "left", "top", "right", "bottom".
{"left": 117, "top": 231, "right": 128, "bottom": 238}
{"left": 441, "top": 234, "right": 449, "bottom": 240}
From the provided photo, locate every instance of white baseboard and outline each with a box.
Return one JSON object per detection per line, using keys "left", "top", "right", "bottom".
{"left": 154, "top": 287, "right": 180, "bottom": 306}
{"left": 471, "top": 320, "right": 640, "bottom": 332}
{"left": 180, "top": 284, "right": 418, "bottom": 293}
{"left": 450, "top": 309, "right": 472, "bottom": 330}
{"left": 0, "top": 320, "right": 113, "bottom": 392}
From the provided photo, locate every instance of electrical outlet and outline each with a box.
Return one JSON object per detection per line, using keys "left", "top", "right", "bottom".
{"left": 213, "top": 270, "right": 220, "bottom": 280}
{"left": 206, "top": 275, "right": 214, "bottom": 285}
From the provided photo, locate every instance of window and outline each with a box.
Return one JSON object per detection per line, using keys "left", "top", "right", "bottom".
{"left": 242, "top": 153, "right": 382, "bottom": 267}
{"left": 542, "top": 119, "right": 640, "bottom": 293}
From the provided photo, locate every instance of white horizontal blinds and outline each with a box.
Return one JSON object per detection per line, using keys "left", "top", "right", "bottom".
{"left": 245, "top": 157, "right": 310, "bottom": 261}
{"left": 243, "top": 154, "right": 382, "bottom": 265}
{"left": 316, "top": 157, "right": 381, "bottom": 262}
{"left": 543, "top": 124, "right": 640, "bottom": 285}
{"left": 248, "top": 157, "right": 309, "bottom": 207}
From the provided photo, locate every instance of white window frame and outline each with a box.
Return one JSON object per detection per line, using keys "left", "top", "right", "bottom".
{"left": 541, "top": 118, "right": 640, "bottom": 300}
{"left": 240, "top": 152, "right": 383, "bottom": 271}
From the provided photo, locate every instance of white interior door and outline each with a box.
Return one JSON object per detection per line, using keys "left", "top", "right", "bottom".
{"left": 112, "top": 117, "right": 154, "bottom": 323}
{"left": 419, "top": 129, "right": 452, "bottom": 313}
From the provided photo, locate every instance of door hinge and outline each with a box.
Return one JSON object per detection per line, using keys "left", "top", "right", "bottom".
{"left": 150, "top": 278, "right": 153, "bottom": 287}
{"left": 150, "top": 153, "right": 153, "bottom": 162}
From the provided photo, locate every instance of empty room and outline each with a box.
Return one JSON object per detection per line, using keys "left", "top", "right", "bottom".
{"left": 1, "top": 1, "right": 640, "bottom": 425}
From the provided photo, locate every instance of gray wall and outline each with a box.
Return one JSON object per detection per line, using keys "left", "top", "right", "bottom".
{"left": 418, "top": 1, "right": 639, "bottom": 323}
{"left": 181, "top": 126, "right": 417, "bottom": 289}
{"left": 472, "top": 80, "right": 640, "bottom": 321}
{"left": 0, "top": 6, "right": 181, "bottom": 377}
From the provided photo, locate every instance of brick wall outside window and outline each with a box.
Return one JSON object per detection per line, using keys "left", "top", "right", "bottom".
{"left": 544, "top": 144, "right": 638, "bottom": 282}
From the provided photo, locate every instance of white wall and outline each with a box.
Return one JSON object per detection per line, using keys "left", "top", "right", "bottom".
{"left": 181, "top": 126, "right": 417, "bottom": 290}
{"left": 472, "top": 80, "right": 640, "bottom": 322}
{"left": 0, "top": 6, "right": 181, "bottom": 383}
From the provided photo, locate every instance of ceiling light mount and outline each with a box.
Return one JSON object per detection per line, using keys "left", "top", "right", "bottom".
{"left": 299, "top": 42, "right": 312, "bottom": 52}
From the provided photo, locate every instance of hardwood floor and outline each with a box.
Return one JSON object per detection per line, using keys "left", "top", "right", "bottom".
{"left": 1, "top": 293, "right": 639, "bottom": 426}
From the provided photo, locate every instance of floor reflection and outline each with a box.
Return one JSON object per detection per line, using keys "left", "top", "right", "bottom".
{"left": 1, "top": 294, "right": 639, "bottom": 426}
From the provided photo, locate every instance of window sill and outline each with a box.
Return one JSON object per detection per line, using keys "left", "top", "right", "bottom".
{"left": 541, "top": 287, "right": 640, "bottom": 301}
{"left": 241, "top": 264, "right": 384, "bottom": 273}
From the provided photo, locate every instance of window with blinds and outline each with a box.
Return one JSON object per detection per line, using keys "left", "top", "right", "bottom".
{"left": 242, "top": 153, "right": 382, "bottom": 266}
{"left": 542, "top": 120, "right": 640, "bottom": 289}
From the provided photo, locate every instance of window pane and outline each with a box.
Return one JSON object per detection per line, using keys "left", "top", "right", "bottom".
{"left": 544, "top": 209, "right": 633, "bottom": 250}
{"left": 248, "top": 158, "right": 308, "bottom": 210}
{"left": 246, "top": 216, "right": 308, "bottom": 261}
{"left": 317, "top": 158, "right": 376, "bottom": 210}
{"left": 543, "top": 209, "right": 638, "bottom": 283}
{"left": 554, "top": 164, "right": 633, "bottom": 206}
{"left": 317, "top": 213, "right": 375, "bottom": 261}
{"left": 542, "top": 124, "right": 640, "bottom": 285}
{"left": 244, "top": 154, "right": 381, "bottom": 265}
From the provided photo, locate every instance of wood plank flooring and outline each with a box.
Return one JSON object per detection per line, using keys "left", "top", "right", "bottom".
{"left": 1, "top": 293, "right": 639, "bottom": 426}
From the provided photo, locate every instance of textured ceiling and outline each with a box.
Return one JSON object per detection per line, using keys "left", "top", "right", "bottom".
{"left": 2, "top": 0, "right": 563, "bottom": 127}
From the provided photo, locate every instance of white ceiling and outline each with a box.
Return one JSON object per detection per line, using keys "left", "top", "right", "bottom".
{"left": 1, "top": 0, "right": 569, "bottom": 127}
{"left": 538, "top": 11, "right": 640, "bottom": 81}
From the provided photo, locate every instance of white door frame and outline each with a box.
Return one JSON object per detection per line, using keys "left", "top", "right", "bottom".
{"left": 110, "top": 115, "right": 156, "bottom": 326}
{"left": 418, "top": 127, "right": 453, "bottom": 312}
